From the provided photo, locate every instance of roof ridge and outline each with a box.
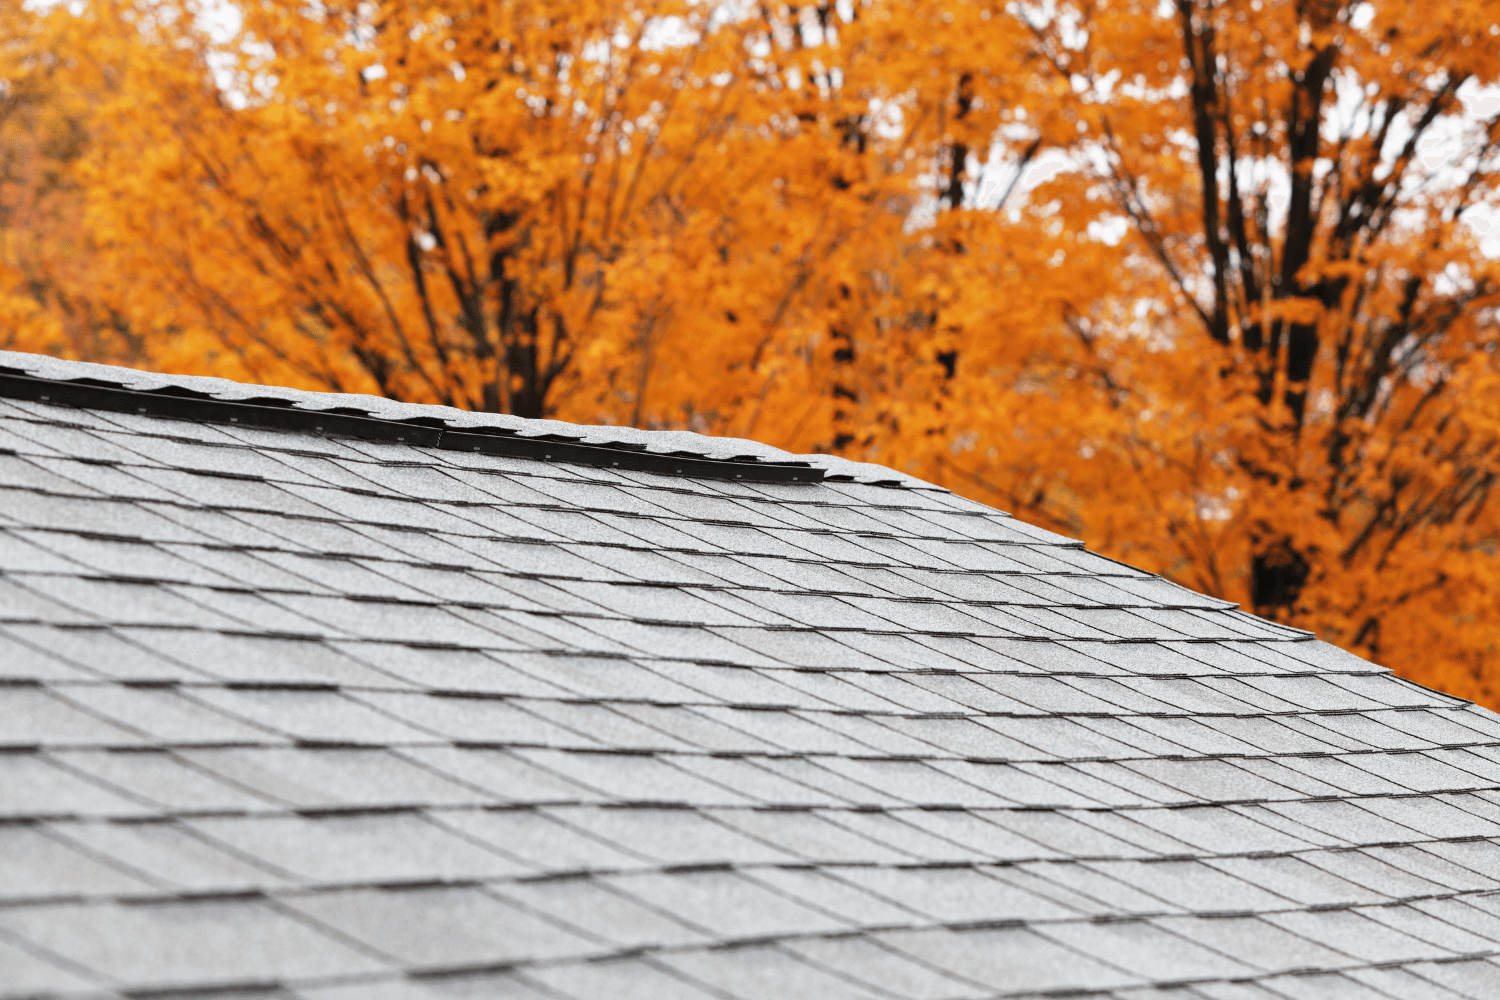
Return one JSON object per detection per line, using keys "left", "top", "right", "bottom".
{"left": 0, "top": 352, "right": 938, "bottom": 487}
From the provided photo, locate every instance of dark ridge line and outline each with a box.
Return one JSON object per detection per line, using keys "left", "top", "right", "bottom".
{"left": 0, "top": 370, "right": 825, "bottom": 484}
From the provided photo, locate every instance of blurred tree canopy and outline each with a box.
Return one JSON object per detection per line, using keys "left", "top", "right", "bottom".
{"left": 5, "top": 0, "right": 1500, "bottom": 702}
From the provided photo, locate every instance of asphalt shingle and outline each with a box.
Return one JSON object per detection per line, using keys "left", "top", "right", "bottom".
{"left": 4, "top": 350, "right": 1500, "bottom": 999}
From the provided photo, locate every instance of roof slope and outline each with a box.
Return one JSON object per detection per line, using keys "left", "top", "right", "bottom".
{"left": 1, "top": 351, "right": 1500, "bottom": 1000}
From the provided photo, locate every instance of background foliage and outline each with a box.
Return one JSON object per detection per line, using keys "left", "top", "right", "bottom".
{"left": 5, "top": 0, "right": 1500, "bottom": 702}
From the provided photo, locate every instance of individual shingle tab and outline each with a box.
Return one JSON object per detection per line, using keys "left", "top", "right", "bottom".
{"left": 540, "top": 806, "right": 797, "bottom": 866}
{"left": 282, "top": 886, "right": 596, "bottom": 969}
{"left": 52, "top": 818, "right": 292, "bottom": 892}
{"left": 0, "top": 824, "right": 157, "bottom": 900}
{"left": 432, "top": 807, "right": 640, "bottom": 871}
{"left": 879, "top": 925, "right": 1134, "bottom": 992}
{"left": 523, "top": 956, "right": 722, "bottom": 1000}
{"left": 187, "top": 812, "right": 528, "bottom": 884}
{"left": 0, "top": 898, "right": 389, "bottom": 987}
{"left": 7, "top": 351, "right": 1500, "bottom": 1000}
{"left": 493, "top": 876, "right": 708, "bottom": 948}
{"left": 602, "top": 869, "right": 847, "bottom": 939}
{"left": 0, "top": 935, "right": 103, "bottom": 996}
{"left": 177, "top": 747, "right": 485, "bottom": 809}
{"left": 56, "top": 686, "right": 279, "bottom": 746}
{"left": 0, "top": 753, "right": 156, "bottom": 818}
{"left": 53, "top": 748, "right": 279, "bottom": 812}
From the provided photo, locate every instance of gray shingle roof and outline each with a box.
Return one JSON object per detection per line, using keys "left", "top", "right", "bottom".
{"left": 2, "top": 349, "right": 1499, "bottom": 999}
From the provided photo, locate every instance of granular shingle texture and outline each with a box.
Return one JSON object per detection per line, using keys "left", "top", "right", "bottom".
{"left": 2, "top": 350, "right": 1500, "bottom": 1000}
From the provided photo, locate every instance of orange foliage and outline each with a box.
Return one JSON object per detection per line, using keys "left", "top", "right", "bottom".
{"left": 0, "top": 4, "right": 133, "bottom": 360}
{"left": 4, "top": 0, "right": 1500, "bottom": 702}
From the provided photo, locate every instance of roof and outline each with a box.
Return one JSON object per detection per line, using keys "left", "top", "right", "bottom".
{"left": 1, "top": 349, "right": 1499, "bottom": 1000}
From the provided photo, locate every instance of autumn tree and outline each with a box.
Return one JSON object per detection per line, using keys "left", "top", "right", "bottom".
{"left": 61, "top": 0, "right": 754, "bottom": 414}
{"left": 0, "top": 0, "right": 137, "bottom": 361}
{"left": 874, "top": 0, "right": 1500, "bottom": 699}
{"left": 8, "top": 0, "right": 1500, "bottom": 703}
{"left": 17, "top": 0, "right": 1055, "bottom": 437}
{"left": 42, "top": 0, "right": 981, "bottom": 430}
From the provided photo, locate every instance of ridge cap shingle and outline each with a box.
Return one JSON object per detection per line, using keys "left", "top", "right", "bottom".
{"left": 0, "top": 351, "right": 943, "bottom": 491}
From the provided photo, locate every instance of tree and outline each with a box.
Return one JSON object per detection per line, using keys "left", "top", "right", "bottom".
{"left": 55, "top": 0, "right": 1001, "bottom": 428}
{"left": 35, "top": 0, "right": 1049, "bottom": 436}
{"left": 66, "top": 0, "right": 762, "bottom": 414}
{"left": 0, "top": 0, "right": 136, "bottom": 361}
{"left": 874, "top": 0, "right": 1500, "bottom": 700}
{"left": 8, "top": 0, "right": 1500, "bottom": 705}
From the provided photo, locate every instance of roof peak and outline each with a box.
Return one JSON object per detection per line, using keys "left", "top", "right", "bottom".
{"left": 0, "top": 351, "right": 937, "bottom": 488}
